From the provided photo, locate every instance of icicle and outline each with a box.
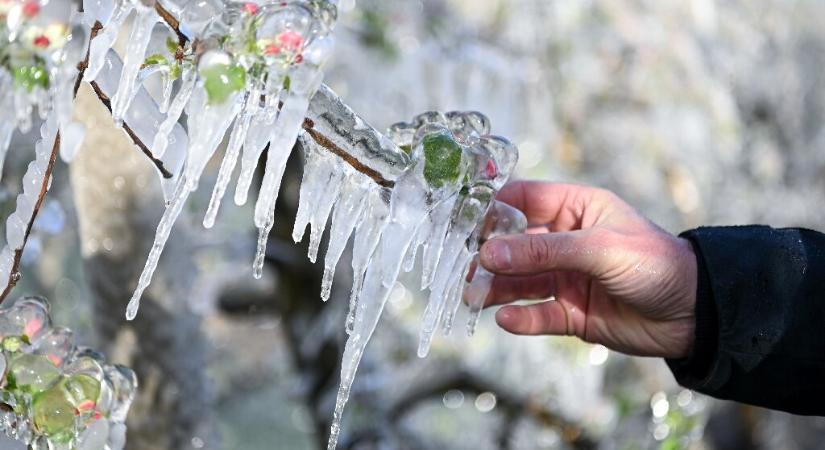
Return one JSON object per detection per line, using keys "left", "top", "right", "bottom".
{"left": 320, "top": 171, "right": 370, "bottom": 301}
{"left": 441, "top": 251, "right": 472, "bottom": 336}
{"left": 252, "top": 210, "right": 274, "bottom": 279}
{"left": 377, "top": 179, "right": 436, "bottom": 289}
{"left": 465, "top": 263, "right": 494, "bottom": 336}
{"left": 329, "top": 245, "right": 394, "bottom": 450}
{"left": 85, "top": 1, "right": 134, "bottom": 82}
{"left": 125, "top": 177, "right": 189, "bottom": 320}
{"left": 346, "top": 187, "right": 389, "bottom": 333}
{"left": 417, "top": 240, "right": 472, "bottom": 358}
{"left": 251, "top": 77, "right": 322, "bottom": 257}
{"left": 182, "top": 86, "right": 242, "bottom": 193}
{"left": 418, "top": 196, "right": 486, "bottom": 358}
{"left": 420, "top": 195, "right": 458, "bottom": 288}
{"left": 307, "top": 168, "right": 345, "bottom": 264}
{"left": 465, "top": 201, "right": 528, "bottom": 335}
{"left": 156, "top": 73, "right": 172, "bottom": 114}
{"left": 203, "top": 88, "right": 259, "bottom": 229}
{"left": 234, "top": 82, "right": 283, "bottom": 206}
{"left": 93, "top": 49, "right": 189, "bottom": 201}
{"left": 150, "top": 66, "right": 195, "bottom": 159}
{"left": 0, "top": 91, "right": 14, "bottom": 181}
{"left": 253, "top": 92, "right": 315, "bottom": 229}
{"left": 127, "top": 82, "right": 240, "bottom": 319}
{"left": 110, "top": 3, "right": 158, "bottom": 125}
{"left": 292, "top": 137, "right": 329, "bottom": 243}
{"left": 402, "top": 223, "right": 427, "bottom": 273}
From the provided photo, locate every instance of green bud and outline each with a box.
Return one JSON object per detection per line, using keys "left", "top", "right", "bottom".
{"left": 12, "top": 65, "right": 49, "bottom": 92}
{"left": 32, "top": 383, "right": 75, "bottom": 440}
{"left": 422, "top": 133, "right": 463, "bottom": 189}
{"left": 201, "top": 64, "right": 247, "bottom": 105}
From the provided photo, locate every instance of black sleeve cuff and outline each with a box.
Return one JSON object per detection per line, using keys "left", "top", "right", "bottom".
{"left": 665, "top": 231, "right": 718, "bottom": 387}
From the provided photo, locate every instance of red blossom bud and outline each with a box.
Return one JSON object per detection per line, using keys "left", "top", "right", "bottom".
{"left": 485, "top": 160, "right": 498, "bottom": 179}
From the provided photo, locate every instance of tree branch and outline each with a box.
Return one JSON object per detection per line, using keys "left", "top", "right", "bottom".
{"left": 387, "top": 369, "right": 596, "bottom": 450}
{"left": 87, "top": 80, "right": 174, "bottom": 178}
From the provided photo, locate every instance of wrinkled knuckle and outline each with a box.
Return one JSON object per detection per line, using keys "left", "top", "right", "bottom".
{"left": 526, "top": 236, "right": 553, "bottom": 266}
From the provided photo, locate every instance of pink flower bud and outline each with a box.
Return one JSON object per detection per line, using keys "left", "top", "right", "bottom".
{"left": 485, "top": 160, "right": 498, "bottom": 179}
{"left": 243, "top": 2, "right": 257, "bottom": 15}
{"left": 277, "top": 31, "right": 304, "bottom": 53}
{"left": 22, "top": 0, "right": 39, "bottom": 18}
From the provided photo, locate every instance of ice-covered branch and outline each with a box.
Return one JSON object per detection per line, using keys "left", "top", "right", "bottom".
{"left": 72, "top": 19, "right": 175, "bottom": 179}
{"left": 0, "top": 127, "right": 61, "bottom": 304}
{"left": 81, "top": 1, "right": 399, "bottom": 187}
{"left": 87, "top": 78, "right": 175, "bottom": 179}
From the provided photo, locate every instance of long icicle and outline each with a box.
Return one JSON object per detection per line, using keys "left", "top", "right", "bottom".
{"left": 110, "top": 4, "right": 158, "bottom": 125}
{"left": 321, "top": 172, "right": 369, "bottom": 301}
{"left": 125, "top": 176, "right": 189, "bottom": 320}
{"left": 203, "top": 89, "right": 259, "bottom": 228}
{"left": 150, "top": 67, "right": 196, "bottom": 159}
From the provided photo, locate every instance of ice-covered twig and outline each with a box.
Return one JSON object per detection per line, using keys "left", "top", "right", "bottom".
{"left": 0, "top": 130, "right": 61, "bottom": 304}
{"left": 77, "top": 20, "right": 174, "bottom": 179}
{"left": 87, "top": 79, "right": 175, "bottom": 179}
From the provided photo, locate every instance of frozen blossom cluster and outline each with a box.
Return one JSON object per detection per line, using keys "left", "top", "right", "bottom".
{"left": 0, "top": 296, "right": 136, "bottom": 450}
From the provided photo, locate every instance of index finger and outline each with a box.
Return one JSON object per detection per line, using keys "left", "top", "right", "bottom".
{"left": 496, "top": 181, "right": 597, "bottom": 230}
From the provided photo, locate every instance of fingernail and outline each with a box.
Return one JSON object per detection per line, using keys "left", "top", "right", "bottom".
{"left": 489, "top": 240, "right": 512, "bottom": 270}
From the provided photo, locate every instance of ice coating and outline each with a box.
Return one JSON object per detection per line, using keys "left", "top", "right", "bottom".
{"left": 466, "top": 200, "right": 529, "bottom": 335}
{"left": 203, "top": 87, "right": 259, "bottom": 228}
{"left": 126, "top": 0, "right": 337, "bottom": 315}
{"left": 0, "top": 296, "right": 136, "bottom": 450}
{"left": 0, "top": 1, "right": 88, "bottom": 171}
{"left": 109, "top": 1, "right": 158, "bottom": 125}
{"left": 233, "top": 102, "right": 280, "bottom": 206}
{"left": 324, "top": 111, "right": 519, "bottom": 449}
{"left": 85, "top": 0, "right": 133, "bottom": 81}
{"left": 346, "top": 186, "right": 389, "bottom": 333}
{"left": 417, "top": 197, "right": 484, "bottom": 358}
{"left": 0, "top": 115, "right": 57, "bottom": 285}
{"left": 125, "top": 177, "right": 189, "bottom": 320}
{"left": 150, "top": 66, "right": 195, "bottom": 160}
{"left": 4, "top": 2, "right": 529, "bottom": 447}
{"left": 126, "top": 75, "right": 241, "bottom": 320}
{"left": 321, "top": 169, "right": 369, "bottom": 301}
{"left": 93, "top": 49, "right": 189, "bottom": 201}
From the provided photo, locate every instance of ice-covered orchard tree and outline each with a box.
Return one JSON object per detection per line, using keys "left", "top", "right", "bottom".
{"left": 1, "top": 0, "right": 527, "bottom": 448}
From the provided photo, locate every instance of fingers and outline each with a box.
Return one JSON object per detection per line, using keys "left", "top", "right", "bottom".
{"left": 496, "top": 181, "right": 596, "bottom": 229}
{"left": 480, "top": 231, "right": 602, "bottom": 277}
{"left": 495, "top": 300, "right": 585, "bottom": 336}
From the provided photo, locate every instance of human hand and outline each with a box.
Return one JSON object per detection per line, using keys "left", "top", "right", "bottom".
{"left": 478, "top": 181, "right": 698, "bottom": 358}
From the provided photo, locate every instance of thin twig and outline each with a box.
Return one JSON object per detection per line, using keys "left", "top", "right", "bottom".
{"left": 303, "top": 118, "right": 395, "bottom": 188}
{"left": 0, "top": 132, "right": 62, "bottom": 303}
{"left": 78, "top": 19, "right": 173, "bottom": 178}
{"left": 155, "top": 2, "right": 188, "bottom": 47}
{"left": 87, "top": 80, "right": 174, "bottom": 178}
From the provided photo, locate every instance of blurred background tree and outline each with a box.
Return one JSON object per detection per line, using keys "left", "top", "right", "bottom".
{"left": 3, "top": 0, "right": 825, "bottom": 449}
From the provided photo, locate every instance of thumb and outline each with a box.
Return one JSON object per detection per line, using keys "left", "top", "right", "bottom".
{"left": 480, "top": 231, "right": 600, "bottom": 276}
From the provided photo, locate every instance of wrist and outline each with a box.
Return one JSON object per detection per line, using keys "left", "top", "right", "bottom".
{"left": 667, "top": 234, "right": 718, "bottom": 377}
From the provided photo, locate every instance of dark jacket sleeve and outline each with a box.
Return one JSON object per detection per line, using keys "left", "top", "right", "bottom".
{"left": 667, "top": 225, "right": 825, "bottom": 416}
